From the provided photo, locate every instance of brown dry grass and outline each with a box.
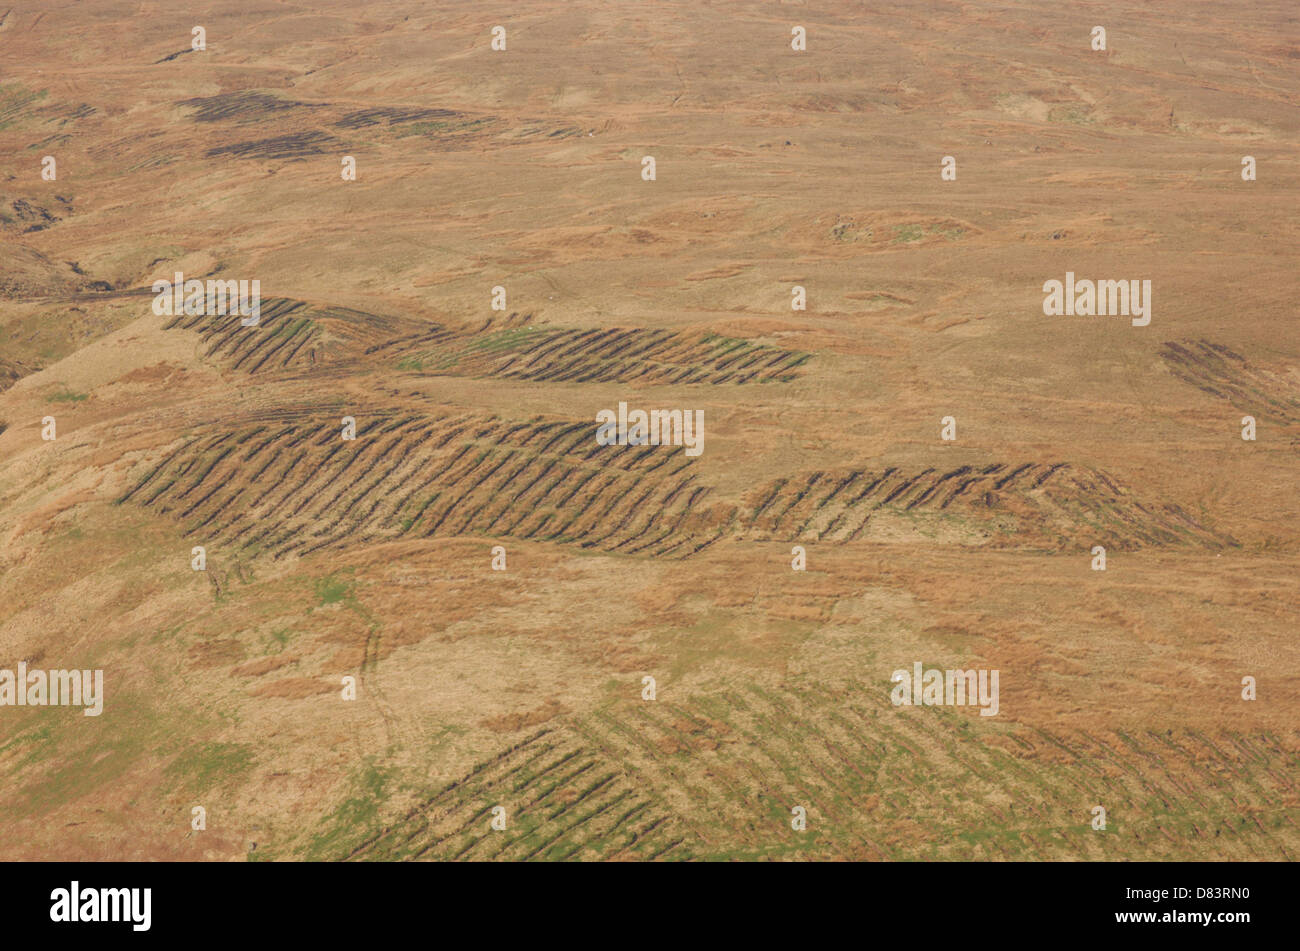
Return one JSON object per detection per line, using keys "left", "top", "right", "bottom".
{"left": 0, "top": 0, "right": 1296, "bottom": 861}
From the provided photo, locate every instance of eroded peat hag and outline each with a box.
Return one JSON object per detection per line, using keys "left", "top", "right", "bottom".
{"left": 1160, "top": 339, "right": 1300, "bottom": 425}
{"left": 334, "top": 684, "right": 1298, "bottom": 862}
{"left": 162, "top": 298, "right": 415, "bottom": 373}
{"left": 161, "top": 302, "right": 811, "bottom": 386}
{"left": 343, "top": 727, "right": 690, "bottom": 862}
{"left": 116, "top": 411, "right": 725, "bottom": 559}
{"left": 388, "top": 326, "right": 812, "bottom": 385}
{"left": 117, "top": 406, "right": 1235, "bottom": 563}
{"left": 738, "top": 462, "right": 1235, "bottom": 550}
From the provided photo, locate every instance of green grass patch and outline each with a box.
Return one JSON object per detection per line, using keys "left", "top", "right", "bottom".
{"left": 1048, "top": 105, "right": 1093, "bottom": 125}
{"left": 892, "top": 223, "right": 965, "bottom": 245}
{"left": 314, "top": 573, "right": 354, "bottom": 606}
{"left": 165, "top": 741, "right": 256, "bottom": 794}
{"left": 301, "top": 760, "right": 396, "bottom": 860}
{"left": 465, "top": 327, "right": 538, "bottom": 354}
